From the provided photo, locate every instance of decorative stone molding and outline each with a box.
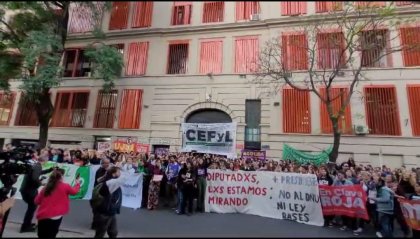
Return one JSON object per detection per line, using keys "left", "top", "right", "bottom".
{"left": 180, "top": 101, "right": 238, "bottom": 123}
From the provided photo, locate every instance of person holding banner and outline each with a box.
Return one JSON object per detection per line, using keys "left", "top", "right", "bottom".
{"left": 317, "top": 166, "right": 334, "bottom": 227}
{"left": 333, "top": 171, "right": 355, "bottom": 232}
{"left": 35, "top": 168, "right": 81, "bottom": 239}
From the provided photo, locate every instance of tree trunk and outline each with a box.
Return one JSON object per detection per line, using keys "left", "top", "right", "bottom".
{"left": 327, "top": 119, "right": 342, "bottom": 171}
{"left": 35, "top": 90, "right": 53, "bottom": 149}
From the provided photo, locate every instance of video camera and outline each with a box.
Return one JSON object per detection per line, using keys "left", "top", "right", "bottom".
{"left": 0, "top": 146, "right": 33, "bottom": 200}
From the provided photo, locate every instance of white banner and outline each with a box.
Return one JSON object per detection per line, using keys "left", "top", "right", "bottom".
{"left": 1, "top": 163, "right": 143, "bottom": 209}
{"left": 181, "top": 123, "right": 237, "bottom": 158}
{"left": 205, "top": 170, "right": 324, "bottom": 226}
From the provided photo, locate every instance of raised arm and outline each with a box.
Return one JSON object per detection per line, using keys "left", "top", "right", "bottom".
{"left": 66, "top": 182, "right": 81, "bottom": 195}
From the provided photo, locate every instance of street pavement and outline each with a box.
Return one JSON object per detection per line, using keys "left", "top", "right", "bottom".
{"left": 4, "top": 199, "right": 402, "bottom": 238}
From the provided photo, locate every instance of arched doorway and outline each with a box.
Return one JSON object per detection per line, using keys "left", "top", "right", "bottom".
{"left": 185, "top": 109, "right": 232, "bottom": 123}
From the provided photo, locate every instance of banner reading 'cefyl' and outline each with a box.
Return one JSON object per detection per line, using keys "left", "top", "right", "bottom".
{"left": 181, "top": 123, "right": 237, "bottom": 158}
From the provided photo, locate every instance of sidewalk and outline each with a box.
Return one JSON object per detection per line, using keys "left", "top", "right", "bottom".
{"left": 3, "top": 221, "right": 93, "bottom": 238}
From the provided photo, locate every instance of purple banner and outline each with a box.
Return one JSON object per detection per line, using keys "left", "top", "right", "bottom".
{"left": 155, "top": 147, "right": 169, "bottom": 157}
{"left": 241, "top": 149, "right": 266, "bottom": 161}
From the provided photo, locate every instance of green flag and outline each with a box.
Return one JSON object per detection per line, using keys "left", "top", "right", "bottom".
{"left": 70, "top": 166, "right": 90, "bottom": 199}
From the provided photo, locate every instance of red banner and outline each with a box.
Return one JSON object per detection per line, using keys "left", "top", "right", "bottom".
{"left": 399, "top": 198, "right": 420, "bottom": 230}
{"left": 319, "top": 185, "right": 369, "bottom": 220}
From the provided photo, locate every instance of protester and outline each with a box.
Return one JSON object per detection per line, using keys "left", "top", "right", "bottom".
{"left": 164, "top": 155, "right": 180, "bottom": 208}
{"left": 369, "top": 178, "right": 395, "bottom": 238}
{"left": 196, "top": 158, "right": 207, "bottom": 213}
{"left": 394, "top": 171, "right": 415, "bottom": 237}
{"left": 34, "top": 168, "right": 81, "bottom": 239}
{"left": 147, "top": 159, "right": 164, "bottom": 210}
{"left": 179, "top": 161, "right": 196, "bottom": 216}
{"left": 94, "top": 166, "right": 129, "bottom": 238}
{"left": 409, "top": 182, "right": 420, "bottom": 238}
{"left": 19, "top": 152, "right": 54, "bottom": 233}
{"left": 90, "top": 158, "right": 111, "bottom": 230}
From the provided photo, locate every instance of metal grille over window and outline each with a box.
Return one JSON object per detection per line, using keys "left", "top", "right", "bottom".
{"left": 282, "top": 34, "right": 308, "bottom": 71}
{"left": 15, "top": 94, "right": 39, "bottom": 126}
{"left": 407, "top": 86, "right": 420, "bottom": 136}
{"left": 109, "top": 1, "right": 129, "bottom": 30}
{"left": 172, "top": 2, "right": 192, "bottom": 25}
{"left": 203, "top": 1, "right": 224, "bottom": 23}
{"left": 235, "top": 2, "right": 260, "bottom": 21}
{"left": 118, "top": 89, "right": 143, "bottom": 129}
{"left": 317, "top": 32, "right": 346, "bottom": 69}
{"left": 315, "top": 1, "right": 343, "bottom": 13}
{"left": 167, "top": 43, "right": 189, "bottom": 74}
{"left": 94, "top": 90, "right": 118, "bottom": 129}
{"left": 364, "top": 86, "right": 401, "bottom": 136}
{"left": 0, "top": 93, "right": 15, "bottom": 126}
{"left": 281, "top": 1, "right": 307, "bottom": 16}
{"left": 132, "top": 1, "right": 153, "bottom": 28}
{"left": 360, "top": 29, "right": 391, "bottom": 68}
{"left": 68, "top": 2, "right": 105, "bottom": 34}
{"left": 400, "top": 27, "right": 420, "bottom": 67}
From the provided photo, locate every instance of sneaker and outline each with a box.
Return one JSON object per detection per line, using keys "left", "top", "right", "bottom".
{"left": 353, "top": 228, "right": 363, "bottom": 235}
{"left": 376, "top": 232, "right": 383, "bottom": 238}
{"left": 340, "top": 226, "right": 347, "bottom": 231}
{"left": 20, "top": 225, "right": 36, "bottom": 233}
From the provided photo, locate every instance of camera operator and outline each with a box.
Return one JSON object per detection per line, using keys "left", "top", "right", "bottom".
{"left": 19, "top": 150, "right": 54, "bottom": 233}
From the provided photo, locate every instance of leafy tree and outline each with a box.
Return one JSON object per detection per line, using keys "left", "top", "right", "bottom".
{"left": 253, "top": 2, "right": 419, "bottom": 164}
{"left": 0, "top": 2, "right": 124, "bottom": 148}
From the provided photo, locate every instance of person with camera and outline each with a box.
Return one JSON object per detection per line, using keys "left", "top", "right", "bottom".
{"left": 34, "top": 167, "right": 81, "bottom": 239}
{"left": 19, "top": 151, "right": 54, "bottom": 233}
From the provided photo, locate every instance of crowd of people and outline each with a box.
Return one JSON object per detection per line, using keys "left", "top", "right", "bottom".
{"left": 2, "top": 144, "right": 420, "bottom": 238}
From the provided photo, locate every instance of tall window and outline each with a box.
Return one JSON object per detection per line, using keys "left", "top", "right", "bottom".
{"left": 407, "top": 85, "right": 420, "bottom": 136}
{"left": 315, "top": 2, "right": 343, "bottom": 12}
{"left": 167, "top": 42, "right": 189, "bottom": 74}
{"left": 63, "top": 49, "right": 92, "bottom": 77}
{"left": 171, "top": 2, "right": 192, "bottom": 25}
{"left": 364, "top": 86, "right": 401, "bottom": 136}
{"left": 200, "top": 40, "right": 223, "bottom": 74}
{"left": 235, "top": 36, "right": 259, "bottom": 73}
{"left": 51, "top": 91, "right": 90, "bottom": 128}
{"left": 283, "top": 89, "right": 311, "bottom": 133}
{"left": 68, "top": 2, "right": 104, "bottom": 33}
{"left": 131, "top": 1, "right": 153, "bottom": 28}
{"left": 15, "top": 94, "right": 38, "bottom": 126}
{"left": 281, "top": 2, "right": 307, "bottom": 16}
{"left": 109, "top": 1, "right": 129, "bottom": 30}
{"left": 94, "top": 90, "right": 118, "bottom": 128}
{"left": 0, "top": 93, "right": 15, "bottom": 126}
{"left": 245, "top": 99, "right": 261, "bottom": 150}
{"left": 125, "top": 42, "right": 149, "bottom": 76}
{"left": 360, "top": 29, "right": 391, "bottom": 68}
{"left": 235, "top": 2, "right": 260, "bottom": 21}
{"left": 400, "top": 27, "right": 420, "bottom": 67}
{"left": 203, "top": 1, "right": 224, "bottom": 23}
{"left": 320, "top": 87, "right": 352, "bottom": 134}
{"left": 396, "top": 2, "right": 414, "bottom": 6}
{"left": 282, "top": 33, "right": 308, "bottom": 71}
{"left": 119, "top": 89, "right": 143, "bottom": 129}
{"left": 317, "top": 32, "right": 346, "bottom": 69}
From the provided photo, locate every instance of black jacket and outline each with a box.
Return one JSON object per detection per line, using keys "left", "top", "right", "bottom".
{"left": 94, "top": 167, "right": 107, "bottom": 187}
{"left": 97, "top": 181, "right": 122, "bottom": 216}
{"left": 20, "top": 163, "right": 54, "bottom": 196}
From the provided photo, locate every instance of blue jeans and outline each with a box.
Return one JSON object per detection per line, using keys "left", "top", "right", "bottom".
{"left": 177, "top": 187, "right": 184, "bottom": 212}
{"left": 378, "top": 212, "right": 393, "bottom": 238}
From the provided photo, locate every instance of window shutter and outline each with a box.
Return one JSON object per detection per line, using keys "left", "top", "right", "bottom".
{"left": 125, "top": 42, "right": 149, "bottom": 76}
{"left": 68, "top": 2, "right": 104, "bottom": 33}
{"left": 360, "top": 29, "right": 391, "bottom": 68}
{"left": 109, "top": 1, "right": 129, "bottom": 30}
{"left": 119, "top": 89, "right": 143, "bottom": 129}
{"left": 15, "top": 94, "right": 39, "bottom": 126}
{"left": 236, "top": 2, "right": 260, "bottom": 21}
{"left": 364, "top": 86, "right": 401, "bottom": 135}
{"left": 407, "top": 86, "right": 420, "bottom": 136}
{"left": 132, "top": 1, "right": 153, "bottom": 28}
{"left": 282, "top": 34, "right": 308, "bottom": 71}
{"left": 52, "top": 92, "right": 89, "bottom": 127}
{"left": 203, "top": 1, "right": 224, "bottom": 23}
{"left": 315, "top": 1, "right": 343, "bottom": 13}
{"left": 234, "top": 37, "right": 259, "bottom": 73}
{"left": 317, "top": 32, "right": 346, "bottom": 69}
{"left": 356, "top": 2, "right": 386, "bottom": 8}
{"left": 172, "top": 2, "right": 192, "bottom": 25}
{"left": 281, "top": 2, "right": 307, "bottom": 16}
{"left": 396, "top": 2, "right": 413, "bottom": 6}
{"left": 400, "top": 27, "right": 420, "bottom": 67}
{"left": 283, "top": 89, "right": 311, "bottom": 133}
{"left": 320, "top": 88, "right": 352, "bottom": 134}
{"left": 199, "top": 40, "right": 223, "bottom": 74}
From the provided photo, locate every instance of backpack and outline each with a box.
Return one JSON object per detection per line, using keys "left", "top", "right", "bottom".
{"left": 91, "top": 182, "right": 106, "bottom": 210}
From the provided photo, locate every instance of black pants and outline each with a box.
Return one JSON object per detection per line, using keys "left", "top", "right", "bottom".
{"left": 413, "top": 229, "right": 420, "bottom": 238}
{"left": 37, "top": 218, "right": 62, "bottom": 239}
{"left": 181, "top": 184, "right": 194, "bottom": 214}
{"left": 21, "top": 192, "right": 37, "bottom": 230}
{"left": 141, "top": 176, "right": 151, "bottom": 208}
{"left": 367, "top": 203, "right": 380, "bottom": 230}
{"left": 94, "top": 214, "right": 118, "bottom": 238}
